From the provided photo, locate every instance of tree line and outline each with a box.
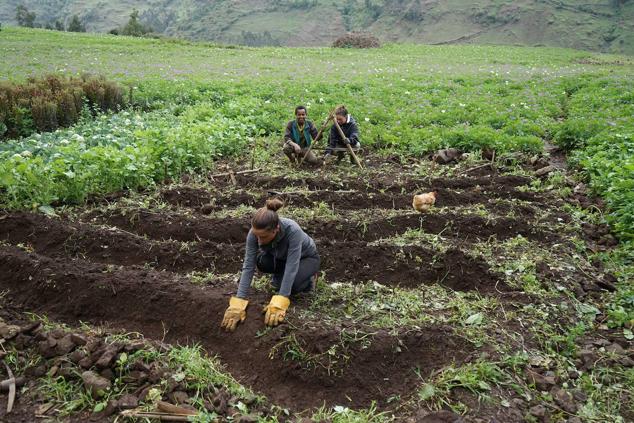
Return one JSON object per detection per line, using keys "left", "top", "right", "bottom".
{"left": 15, "top": 5, "right": 86, "bottom": 32}
{"left": 10, "top": 5, "right": 152, "bottom": 37}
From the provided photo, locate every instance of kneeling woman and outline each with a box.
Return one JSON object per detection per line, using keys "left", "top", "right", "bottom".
{"left": 221, "top": 199, "right": 320, "bottom": 331}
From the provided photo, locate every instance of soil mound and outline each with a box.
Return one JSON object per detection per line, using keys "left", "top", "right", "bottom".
{"left": 319, "top": 242, "right": 509, "bottom": 293}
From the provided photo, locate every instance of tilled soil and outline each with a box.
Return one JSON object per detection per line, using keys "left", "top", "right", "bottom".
{"left": 0, "top": 162, "right": 611, "bottom": 418}
{"left": 85, "top": 206, "right": 560, "bottom": 245}
{"left": 1, "top": 211, "right": 509, "bottom": 292}
{"left": 160, "top": 178, "right": 543, "bottom": 211}
{"left": 0, "top": 245, "right": 471, "bottom": 411}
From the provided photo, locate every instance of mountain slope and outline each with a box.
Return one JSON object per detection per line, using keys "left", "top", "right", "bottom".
{"left": 0, "top": 0, "right": 632, "bottom": 53}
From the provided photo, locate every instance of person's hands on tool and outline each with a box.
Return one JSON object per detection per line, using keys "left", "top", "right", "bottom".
{"left": 221, "top": 297, "right": 249, "bottom": 331}
{"left": 263, "top": 295, "right": 290, "bottom": 327}
{"left": 342, "top": 137, "right": 351, "bottom": 146}
{"left": 291, "top": 141, "right": 301, "bottom": 154}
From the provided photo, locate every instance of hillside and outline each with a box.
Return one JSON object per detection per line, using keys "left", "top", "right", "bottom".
{"left": 0, "top": 0, "right": 633, "bottom": 53}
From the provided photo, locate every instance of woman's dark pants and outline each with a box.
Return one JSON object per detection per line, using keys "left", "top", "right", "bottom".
{"left": 256, "top": 252, "right": 320, "bottom": 294}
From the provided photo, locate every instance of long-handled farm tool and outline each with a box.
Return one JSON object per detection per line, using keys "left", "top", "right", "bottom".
{"left": 297, "top": 110, "right": 335, "bottom": 167}
{"left": 332, "top": 119, "right": 363, "bottom": 169}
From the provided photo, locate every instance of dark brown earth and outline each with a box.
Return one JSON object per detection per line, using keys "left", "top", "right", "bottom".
{"left": 0, "top": 245, "right": 472, "bottom": 411}
{"left": 0, "top": 160, "right": 616, "bottom": 421}
{"left": 160, "top": 176, "right": 543, "bottom": 211}
{"left": 0, "top": 212, "right": 510, "bottom": 292}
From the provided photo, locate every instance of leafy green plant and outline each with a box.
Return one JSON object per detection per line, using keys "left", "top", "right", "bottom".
{"left": 417, "top": 361, "right": 507, "bottom": 412}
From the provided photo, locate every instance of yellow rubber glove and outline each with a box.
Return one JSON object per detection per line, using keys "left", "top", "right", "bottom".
{"left": 263, "top": 295, "right": 290, "bottom": 327}
{"left": 221, "top": 297, "right": 249, "bottom": 332}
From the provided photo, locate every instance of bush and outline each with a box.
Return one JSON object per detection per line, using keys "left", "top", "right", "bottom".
{"left": 332, "top": 32, "right": 380, "bottom": 48}
{"left": 0, "top": 75, "right": 124, "bottom": 140}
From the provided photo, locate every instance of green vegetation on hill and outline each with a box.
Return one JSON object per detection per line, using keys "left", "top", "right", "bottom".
{"left": 0, "top": 0, "right": 633, "bottom": 53}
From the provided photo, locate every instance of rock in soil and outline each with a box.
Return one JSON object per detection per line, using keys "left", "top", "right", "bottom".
{"left": 81, "top": 370, "right": 111, "bottom": 398}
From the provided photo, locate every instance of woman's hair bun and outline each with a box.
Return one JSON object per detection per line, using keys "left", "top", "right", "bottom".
{"left": 265, "top": 198, "right": 284, "bottom": 212}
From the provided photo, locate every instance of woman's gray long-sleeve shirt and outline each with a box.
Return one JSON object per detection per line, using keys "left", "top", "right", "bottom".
{"left": 236, "top": 218, "right": 318, "bottom": 298}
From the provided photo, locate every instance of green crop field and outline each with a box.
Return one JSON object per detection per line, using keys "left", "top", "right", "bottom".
{"left": 0, "top": 26, "right": 633, "bottom": 422}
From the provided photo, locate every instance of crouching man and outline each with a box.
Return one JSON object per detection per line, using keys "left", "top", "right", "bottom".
{"left": 283, "top": 105, "right": 323, "bottom": 166}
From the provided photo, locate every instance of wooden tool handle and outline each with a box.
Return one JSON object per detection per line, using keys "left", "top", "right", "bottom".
{"left": 332, "top": 119, "right": 363, "bottom": 169}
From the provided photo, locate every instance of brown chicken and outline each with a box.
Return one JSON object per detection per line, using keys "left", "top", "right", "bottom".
{"left": 412, "top": 191, "right": 437, "bottom": 213}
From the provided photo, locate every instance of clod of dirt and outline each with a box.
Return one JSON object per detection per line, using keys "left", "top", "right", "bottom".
{"left": 529, "top": 404, "right": 546, "bottom": 418}
{"left": 200, "top": 204, "right": 214, "bottom": 214}
{"left": 525, "top": 368, "right": 556, "bottom": 391}
{"left": 0, "top": 320, "right": 20, "bottom": 339}
{"left": 70, "top": 333, "right": 88, "bottom": 346}
{"left": 482, "top": 148, "right": 496, "bottom": 161}
{"left": 535, "top": 165, "right": 558, "bottom": 177}
{"left": 432, "top": 148, "right": 462, "bottom": 164}
{"left": 95, "top": 344, "right": 122, "bottom": 369}
{"left": 576, "top": 349, "right": 598, "bottom": 370}
{"left": 169, "top": 391, "right": 190, "bottom": 405}
{"left": 415, "top": 410, "right": 466, "bottom": 422}
{"left": 551, "top": 387, "right": 578, "bottom": 413}
{"left": 81, "top": 370, "right": 111, "bottom": 398}
{"left": 55, "top": 334, "right": 77, "bottom": 355}
{"left": 38, "top": 336, "right": 58, "bottom": 358}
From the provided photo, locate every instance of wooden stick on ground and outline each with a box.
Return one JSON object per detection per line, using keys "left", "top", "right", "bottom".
{"left": 156, "top": 401, "right": 198, "bottom": 415}
{"left": 332, "top": 119, "right": 363, "bottom": 169}
{"left": 298, "top": 112, "right": 335, "bottom": 167}
{"left": 120, "top": 401, "right": 198, "bottom": 422}
{"left": 457, "top": 162, "right": 492, "bottom": 176}
{"left": 120, "top": 410, "right": 194, "bottom": 421}
{"left": 209, "top": 168, "right": 262, "bottom": 179}
{"left": 3, "top": 363, "right": 15, "bottom": 414}
{"left": 266, "top": 189, "right": 356, "bottom": 196}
